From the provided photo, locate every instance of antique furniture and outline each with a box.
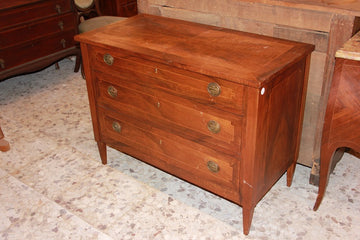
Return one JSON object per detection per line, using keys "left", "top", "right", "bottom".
{"left": 0, "top": 0, "right": 80, "bottom": 81}
{"left": 137, "top": 0, "right": 360, "bottom": 183}
{"left": 73, "top": 0, "right": 127, "bottom": 75}
{"left": 99, "top": 0, "right": 137, "bottom": 17}
{"left": 0, "top": 126, "right": 10, "bottom": 152}
{"left": 74, "top": 0, "right": 127, "bottom": 34}
{"left": 75, "top": 14, "right": 314, "bottom": 234}
{"left": 313, "top": 31, "right": 360, "bottom": 211}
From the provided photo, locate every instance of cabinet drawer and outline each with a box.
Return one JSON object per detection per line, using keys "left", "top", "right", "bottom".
{"left": 91, "top": 46, "right": 246, "bottom": 116}
{"left": 0, "top": 29, "right": 76, "bottom": 70}
{"left": 0, "top": 13, "right": 76, "bottom": 48}
{"left": 96, "top": 74, "right": 241, "bottom": 153}
{"left": 0, "top": 0, "right": 72, "bottom": 30}
{"left": 98, "top": 108, "right": 238, "bottom": 190}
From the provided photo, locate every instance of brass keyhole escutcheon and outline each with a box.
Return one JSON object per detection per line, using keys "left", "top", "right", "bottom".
{"left": 207, "top": 161, "right": 219, "bottom": 173}
{"left": 207, "top": 120, "right": 221, "bottom": 134}
{"left": 103, "top": 53, "right": 114, "bottom": 65}
{"left": 207, "top": 82, "right": 221, "bottom": 97}
{"left": 107, "top": 86, "right": 118, "bottom": 98}
{"left": 112, "top": 121, "right": 122, "bottom": 133}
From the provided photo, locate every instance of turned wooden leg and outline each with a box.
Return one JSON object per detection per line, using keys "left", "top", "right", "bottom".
{"left": 97, "top": 141, "right": 107, "bottom": 165}
{"left": 313, "top": 146, "right": 335, "bottom": 211}
{"left": 286, "top": 160, "right": 297, "bottom": 187}
{"left": 242, "top": 205, "right": 255, "bottom": 235}
{"left": 0, "top": 127, "right": 10, "bottom": 152}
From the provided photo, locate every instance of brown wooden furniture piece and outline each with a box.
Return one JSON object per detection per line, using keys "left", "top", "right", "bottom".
{"left": 75, "top": 14, "right": 314, "bottom": 235}
{"left": 0, "top": 126, "right": 10, "bottom": 152}
{"left": 313, "top": 31, "right": 360, "bottom": 211}
{"left": 73, "top": 0, "right": 128, "bottom": 76}
{"left": 0, "top": 0, "right": 80, "bottom": 81}
{"left": 99, "top": 0, "right": 137, "bottom": 17}
{"left": 137, "top": 0, "right": 360, "bottom": 184}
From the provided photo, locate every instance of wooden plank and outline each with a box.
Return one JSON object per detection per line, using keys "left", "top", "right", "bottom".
{"left": 158, "top": 6, "right": 221, "bottom": 26}
{"left": 140, "top": 0, "right": 334, "bottom": 32}
{"left": 297, "top": 52, "right": 326, "bottom": 166}
{"left": 274, "top": 26, "right": 329, "bottom": 53}
{"left": 220, "top": 16, "right": 275, "bottom": 36}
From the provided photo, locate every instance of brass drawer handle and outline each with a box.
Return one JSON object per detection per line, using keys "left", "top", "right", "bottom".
{"left": 207, "top": 82, "right": 221, "bottom": 97}
{"left": 207, "top": 120, "right": 221, "bottom": 134}
{"left": 55, "top": 4, "right": 61, "bottom": 14}
{"left": 207, "top": 161, "right": 219, "bottom": 173}
{"left": 107, "top": 86, "right": 118, "bottom": 98}
{"left": 0, "top": 59, "right": 5, "bottom": 69}
{"left": 112, "top": 121, "right": 122, "bottom": 133}
{"left": 58, "top": 21, "right": 64, "bottom": 30}
{"left": 103, "top": 54, "right": 114, "bottom": 65}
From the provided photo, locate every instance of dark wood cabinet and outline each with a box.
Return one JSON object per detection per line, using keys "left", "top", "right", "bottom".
{"left": 75, "top": 14, "right": 314, "bottom": 235}
{"left": 99, "top": 0, "right": 137, "bottom": 17}
{"left": 0, "top": 0, "right": 79, "bottom": 81}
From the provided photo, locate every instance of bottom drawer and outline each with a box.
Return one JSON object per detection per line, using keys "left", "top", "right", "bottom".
{"left": 98, "top": 108, "right": 240, "bottom": 197}
{"left": 0, "top": 29, "right": 76, "bottom": 71}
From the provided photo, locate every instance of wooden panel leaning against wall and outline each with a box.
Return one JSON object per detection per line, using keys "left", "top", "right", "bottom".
{"left": 98, "top": 0, "right": 137, "bottom": 17}
{"left": 137, "top": 0, "right": 360, "bottom": 184}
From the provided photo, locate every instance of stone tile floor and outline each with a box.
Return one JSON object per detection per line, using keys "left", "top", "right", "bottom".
{"left": 0, "top": 58, "right": 359, "bottom": 239}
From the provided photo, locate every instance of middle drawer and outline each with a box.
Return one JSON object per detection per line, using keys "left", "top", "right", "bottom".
{"left": 95, "top": 71, "right": 242, "bottom": 155}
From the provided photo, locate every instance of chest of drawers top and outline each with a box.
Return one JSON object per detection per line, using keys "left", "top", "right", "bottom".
{"left": 75, "top": 14, "right": 313, "bottom": 88}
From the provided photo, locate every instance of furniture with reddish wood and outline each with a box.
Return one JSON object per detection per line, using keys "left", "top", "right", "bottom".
{"left": 0, "top": 0, "right": 80, "bottom": 81}
{"left": 99, "top": 0, "right": 137, "bottom": 17}
{"left": 313, "top": 31, "right": 360, "bottom": 211}
{"left": 75, "top": 14, "right": 314, "bottom": 235}
{"left": 0, "top": 126, "right": 10, "bottom": 152}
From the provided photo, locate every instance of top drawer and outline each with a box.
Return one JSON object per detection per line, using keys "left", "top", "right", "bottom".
{"left": 0, "top": 0, "right": 72, "bottom": 30}
{"left": 89, "top": 46, "right": 246, "bottom": 116}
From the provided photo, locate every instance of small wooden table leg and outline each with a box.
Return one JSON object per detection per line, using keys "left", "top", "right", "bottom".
{"left": 242, "top": 205, "right": 255, "bottom": 235}
{"left": 286, "top": 161, "right": 297, "bottom": 187}
{"left": 97, "top": 141, "right": 107, "bottom": 165}
{"left": 313, "top": 147, "right": 335, "bottom": 211}
{"left": 0, "top": 126, "right": 10, "bottom": 152}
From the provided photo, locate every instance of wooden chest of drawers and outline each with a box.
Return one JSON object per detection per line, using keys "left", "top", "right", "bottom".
{"left": 0, "top": 0, "right": 79, "bottom": 80}
{"left": 75, "top": 14, "right": 314, "bottom": 235}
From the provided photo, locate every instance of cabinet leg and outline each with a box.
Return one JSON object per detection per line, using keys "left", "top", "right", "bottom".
{"left": 313, "top": 147, "right": 335, "bottom": 211}
{"left": 0, "top": 139, "right": 10, "bottom": 152}
{"left": 286, "top": 161, "right": 297, "bottom": 187}
{"left": 0, "top": 127, "right": 10, "bottom": 152}
{"left": 97, "top": 141, "right": 107, "bottom": 165}
{"left": 74, "top": 52, "right": 81, "bottom": 73}
{"left": 242, "top": 205, "right": 254, "bottom": 235}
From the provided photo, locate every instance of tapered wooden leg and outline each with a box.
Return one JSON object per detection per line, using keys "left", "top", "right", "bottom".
{"left": 97, "top": 141, "right": 107, "bottom": 165}
{"left": 0, "top": 127, "right": 10, "bottom": 152}
{"left": 74, "top": 52, "right": 81, "bottom": 73}
{"left": 242, "top": 205, "right": 254, "bottom": 235}
{"left": 286, "top": 161, "right": 297, "bottom": 187}
{"left": 313, "top": 147, "right": 335, "bottom": 211}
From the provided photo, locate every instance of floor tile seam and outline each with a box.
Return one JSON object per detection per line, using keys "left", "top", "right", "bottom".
{"left": 4, "top": 144, "right": 60, "bottom": 177}
{"left": 0, "top": 173, "right": 115, "bottom": 240}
